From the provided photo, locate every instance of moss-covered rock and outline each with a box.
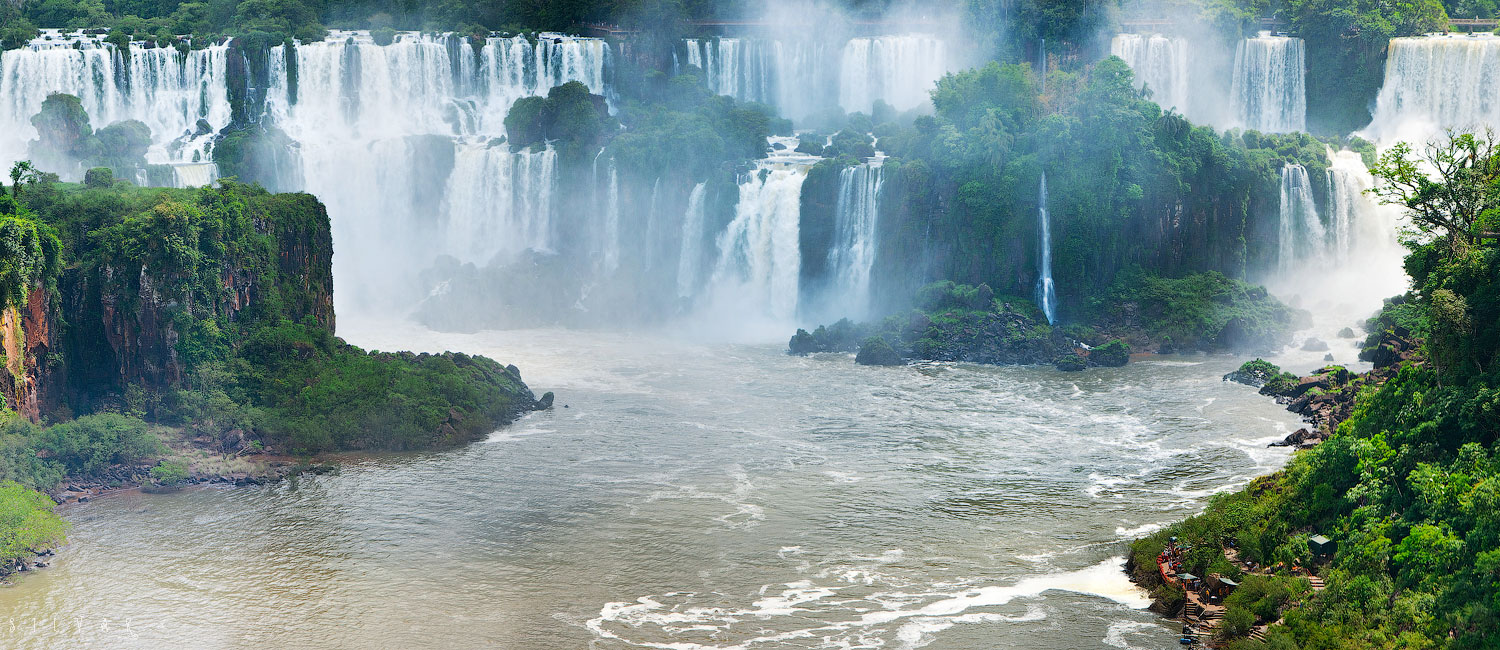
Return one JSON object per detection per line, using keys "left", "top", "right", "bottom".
{"left": 1089, "top": 339, "right": 1130, "bottom": 367}
{"left": 855, "top": 336, "right": 903, "bottom": 366}
{"left": 1054, "top": 353, "right": 1087, "bottom": 372}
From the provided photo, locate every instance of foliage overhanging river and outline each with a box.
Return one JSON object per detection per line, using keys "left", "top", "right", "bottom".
{"left": 0, "top": 318, "right": 1355, "bottom": 649}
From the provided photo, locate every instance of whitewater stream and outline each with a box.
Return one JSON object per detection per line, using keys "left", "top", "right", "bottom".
{"left": 0, "top": 321, "right": 1341, "bottom": 650}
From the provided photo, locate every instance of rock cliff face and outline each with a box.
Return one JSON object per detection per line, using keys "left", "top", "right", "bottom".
{"left": 49, "top": 192, "right": 336, "bottom": 411}
{"left": 0, "top": 287, "right": 60, "bottom": 422}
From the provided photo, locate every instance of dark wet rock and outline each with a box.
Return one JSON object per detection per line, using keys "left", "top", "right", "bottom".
{"left": 534, "top": 391, "right": 555, "bottom": 410}
{"left": 788, "top": 329, "right": 818, "bottom": 356}
{"left": 1301, "top": 338, "right": 1329, "bottom": 352}
{"left": 1337, "top": 327, "right": 1357, "bottom": 338}
{"left": 1323, "top": 353, "right": 1335, "bottom": 361}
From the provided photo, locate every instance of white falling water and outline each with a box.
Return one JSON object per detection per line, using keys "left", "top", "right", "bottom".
{"left": 1037, "top": 172, "right": 1057, "bottom": 324}
{"left": 477, "top": 34, "right": 611, "bottom": 132}
{"left": 442, "top": 140, "right": 557, "bottom": 264}
{"left": 1230, "top": 34, "right": 1305, "bottom": 133}
{"left": 0, "top": 31, "right": 231, "bottom": 178}
{"left": 171, "top": 162, "right": 218, "bottom": 188}
{"left": 1363, "top": 34, "right": 1500, "bottom": 145}
{"left": 677, "top": 182, "right": 709, "bottom": 298}
{"left": 603, "top": 163, "right": 621, "bottom": 273}
{"left": 261, "top": 30, "right": 610, "bottom": 314}
{"left": 827, "top": 161, "right": 884, "bottom": 319}
{"left": 1277, "top": 164, "right": 1323, "bottom": 273}
{"left": 711, "top": 162, "right": 808, "bottom": 323}
{"left": 839, "top": 35, "right": 949, "bottom": 114}
{"left": 1110, "top": 34, "right": 1190, "bottom": 116}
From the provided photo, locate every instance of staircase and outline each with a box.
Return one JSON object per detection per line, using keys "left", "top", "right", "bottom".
{"left": 1250, "top": 626, "right": 1268, "bottom": 642}
{"left": 1308, "top": 575, "right": 1326, "bottom": 591}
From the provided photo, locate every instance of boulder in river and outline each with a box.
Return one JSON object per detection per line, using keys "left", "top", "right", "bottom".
{"left": 855, "top": 336, "right": 904, "bottom": 366}
{"left": 1337, "top": 327, "right": 1357, "bottom": 339}
{"left": 1301, "top": 338, "right": 1330, "bottom": 352}
{"left": 1089, "top": 339, "right": 1130, "bottom": 367}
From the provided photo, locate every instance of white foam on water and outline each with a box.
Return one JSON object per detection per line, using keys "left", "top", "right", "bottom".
{"left": 587, "top": 558, "right": 1150, "bottom": 649}
{"left": 1104, "top": 620, "right": 1169, "bottom": 649}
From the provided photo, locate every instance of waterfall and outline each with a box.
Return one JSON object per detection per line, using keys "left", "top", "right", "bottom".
{"left": 1231, "top": 34, "right": 1305, "bottom": 133}
{"left": 712, "top": 163, "right": 807, "bottom": 322}
{"left": 257, "top": 30, "right": 610, "bottom": 313}
{"left": 827, "top": 161, "right": 884, "bottom": 319}
{"left": 603, "top": 163, "right": 621, "bottom": 272}
{"left": 442, "top": 141, "right": 557, "bottom": 264}
{"left": 1364, "top": 34, "right": 1500, "bottom": 144}
{"left": 171, "top": 162, "right": 218, "bottom": 188}
{"left": 1037, "top": 172, "right": 1057, "bottom": 325}
{"left": 677, "top": 182, "right": 709, "bottom": 298}
{"left": 1277, "top": 164, "right": 1324, "bottom": 272}
{"left": 0, "top": 31, "right": 231, "bottom": 178}
{"left": 839, "top": 35, "right": 948, "bottom": 114}
{"left": 1111, "top": 34, "right": 1190, "bottom": 116}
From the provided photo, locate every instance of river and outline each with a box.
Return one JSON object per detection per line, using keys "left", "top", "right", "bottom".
{"left": 0, "top": 323, "right": 1325, "bottom": 649}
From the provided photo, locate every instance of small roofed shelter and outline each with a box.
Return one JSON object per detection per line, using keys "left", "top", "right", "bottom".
{"left": 1177, "top": 573, "right": 1200, "bottom": 590}
{"left": 1309, "top": 535, "right": 1336, "bottom": 558}
{"left": 1206, "top": 573, "right": 1239, "bottom": 600}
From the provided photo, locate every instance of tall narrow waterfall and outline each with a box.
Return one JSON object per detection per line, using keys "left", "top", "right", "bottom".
{"left": 827, "top": 161, "right": 884, "bottom": 319}
{"left": 677, "top": 182, "right": 709, "bottom": 298}
{"left": 1037, "top": 172, "right": 1057, "bottom": 324}
{"left": 1364, "top": 34, "right": 1500, "bottom": 143}
{"left": 1111, "top": 34, "right": 1190, "bottom": 116}
{"left": 1231, "top": 34, "right": 1305, "bottom": 133}
{"left": 711, "top": 162, "right": 807, "bottom": 323}
{"left": 1277, "top": 164, "right": 1323, "bottom": 272}
{"left": 603, "top": 163, "right": 622, "bottom": 272}
{"left": 0, "top": 32, "right": 232, "bottom": 177}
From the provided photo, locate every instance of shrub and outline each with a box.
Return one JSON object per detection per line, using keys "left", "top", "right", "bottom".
{"left": 0, "top": 480, "right": 67, "bottom": 566}
{"left": 33, "top": 414, "right": 161, "bottom": 477}
{"left": 84, "top": 167, "right": 113, "bottom": 189}
{"left": 371, "top": 27, "right": 396, "bottom": 46}
{"left": 149, "top": 460, "right": 189, "bottom": 486}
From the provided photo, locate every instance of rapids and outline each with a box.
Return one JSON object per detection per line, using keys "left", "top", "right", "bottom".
{"left": 0, "top": 321, "right": 1319, "bottom": 650}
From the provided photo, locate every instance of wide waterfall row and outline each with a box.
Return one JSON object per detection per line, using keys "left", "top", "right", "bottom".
{"left": 1231, "top": 34, "right": 1305, "bottom": 133}
{"left": 254, "top": 31, "right": 609, "bottom": 311}
{"left": 1110, "top": 34, "right": 1190, "bottom": 117}
{"left": 268, "top": 31, "right": 610, "bottom": 139}
{"left": 0, "top": 33, "right": 231, "bottom": 178}
{"left": 676, "top": 35, "right": 948, "bottom": 119}
{"left": 1365, "top": 34, "right": 1500, "bottom": 143}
